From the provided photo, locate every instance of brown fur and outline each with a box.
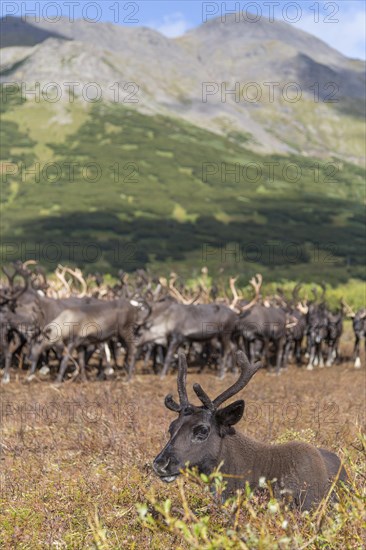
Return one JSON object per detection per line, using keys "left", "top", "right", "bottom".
{"left": 217, "top": 433, "right": 346, "bottom": 509}
{"left": 153, "top": 352, "right": 347, "bottom": 511}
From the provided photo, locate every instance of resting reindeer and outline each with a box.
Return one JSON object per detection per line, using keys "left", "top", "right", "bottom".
{"left": 153, "top": 352, "right": 347, "bottom": 510}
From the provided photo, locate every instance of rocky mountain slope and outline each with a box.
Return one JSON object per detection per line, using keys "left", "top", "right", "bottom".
{"left": 1, "top": 14, "right": 365, "bottom": 162}
{"left": 0, "top": 15, "right": 365, "bottom": 279}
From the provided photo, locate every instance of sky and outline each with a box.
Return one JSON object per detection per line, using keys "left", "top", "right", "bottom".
{"left": 2, "top": 1, "right": 365, "bottom": 60}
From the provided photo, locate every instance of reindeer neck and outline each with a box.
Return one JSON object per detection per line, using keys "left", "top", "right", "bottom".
{"left": 217, "top": 431, "right": 273, "bottom": 492}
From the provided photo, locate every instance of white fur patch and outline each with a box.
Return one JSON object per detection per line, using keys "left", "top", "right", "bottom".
{"left": 354, "top": 357, "right": 362, "bottom": 369}
{"left": 104, "top": 343, "right": 111, "bottom": 363}
{"left": 39, "top": 366, "right": 50, "bottom": 376}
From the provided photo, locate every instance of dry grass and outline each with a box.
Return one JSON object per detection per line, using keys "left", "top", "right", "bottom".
{"left": 0, "top": 337, "right": 365, "bottom": 548}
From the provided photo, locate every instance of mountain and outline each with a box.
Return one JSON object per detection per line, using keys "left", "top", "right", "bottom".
{"left": 0, "top": 15, "right": 365, "bottom": 281}
{"left": 0, "top": 16, "right": 70, "bottom": 48}
{"left": 1, "top": 14, "right": 365, "bottom": 161}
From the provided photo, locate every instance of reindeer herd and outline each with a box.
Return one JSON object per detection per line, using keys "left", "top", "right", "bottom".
{"left": 0, "top": 261, "right": 364, "bottom": 384}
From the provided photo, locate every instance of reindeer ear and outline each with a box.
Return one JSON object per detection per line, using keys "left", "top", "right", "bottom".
{"left": 215, "top": 400, "right": 244, "bottom": 428}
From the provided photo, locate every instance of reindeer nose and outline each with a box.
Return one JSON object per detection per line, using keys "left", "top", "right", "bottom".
{"left": 153, "top": 456, "right": 170, "bottom": 475}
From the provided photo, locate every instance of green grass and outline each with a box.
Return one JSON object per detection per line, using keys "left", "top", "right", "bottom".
{"left": 138, "top": 449, "right": 365, "bottom": 550}
{"left": 0, "top": 86, "right": 365, "bottom": 282}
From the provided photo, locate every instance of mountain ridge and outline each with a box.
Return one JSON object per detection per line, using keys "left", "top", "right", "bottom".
{"left": 0, "top": 13, "right": 365, "bottom": 279}
{"left": 1, "top": 14, "right": 365, "bottom": 162}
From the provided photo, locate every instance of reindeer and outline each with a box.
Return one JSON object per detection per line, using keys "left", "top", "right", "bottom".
{"left": 233, "top": 275, "right": 287, "bottom": 371}
{"left": 153, "top": 352, "right": 347, "bottom": 510}
{"left": 325, "top": 308, "right": 343, "bottom": 367}
{"left": 305, "top": 284, "right": 329, "bottom": 370}
{"left": 34, "top": 297, "right": 150, "bottom": 383}
{"left": 281, "top": 285, "right": 307, "bottom": 368}
{"left": 343, "top": 302, "right": 366, "bottom": 368}
{"left": 138, "top": 298, "right": 237, "bottom": 378}
{"left": 352, "top": 309, "right": 366, "bottom": 368}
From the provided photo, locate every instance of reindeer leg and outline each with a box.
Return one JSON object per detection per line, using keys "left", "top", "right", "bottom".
{"left": 160, "top": 334, "right": 182, "bottom": 378}
{"left": 282, "top": 339, "right": 291, "bottom": 370}
{"left": 318, "top": 344, "right": 324, "bottom": 368}
{"left": 263, "top": 338, "right": 270, "bottom": 369}
{"left": 152, "top": 345, "right": 165, "bottom": 375}
{"left": 333, "top": 340, "right": 340, "bottom": 364}
{"left": 218, "top": 334, "right": 231, "bottom": 379}
{"left": 56, "top": 343, "right": 75, "bottom": 384}
{"left": 353, "top": 335, "right": 361, "bottom": 368}
{"left": 126, "top": 341, "right": 137, "bottom": 381}
{"left": 2, "top": 334, "right": 23, "bottom": 384}
{"left": 2, "top": 343, "right": 14, "bottom": 384}
{"left": 78, "top": 348, "right": 87, "bottom": 382}
{"left": 275, "top": 337, "right": 285, "bottom": 374}
{"left": 244, "top": 338, "right": 251, "bottom": 361}
{"left": 326, "top": 343, "right": 334, "bottom": 367}
{"left": 304, "top": 336, "right": 311, "bottom": 360}
{"left": 295, "top": 340, "right": 302, "bottom": 367}
{"left": 103, "top": 342, "right": 115, "bottom": 377}
{"left": 144, "top": 343, "right": 153, "bottom": 371}
{"left": 27, "top": 341, "right": 48, "bottom": 381}
{"left": 306, "top": 344, "right": 315, "bottom": 370}
{"left": 156, "top": 345, "right": 165, "bottom": 370}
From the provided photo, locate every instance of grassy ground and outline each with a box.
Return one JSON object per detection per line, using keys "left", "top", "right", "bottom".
{"left": 0, "top": 333, "right": 365, "bottom": 549}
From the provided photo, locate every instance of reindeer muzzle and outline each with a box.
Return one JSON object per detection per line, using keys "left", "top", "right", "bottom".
{"left": 152, "top": 455, "right": 180, "bottom": 483}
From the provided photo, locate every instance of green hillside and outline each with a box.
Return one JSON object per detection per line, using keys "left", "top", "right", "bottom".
{"left": 0, "top": 87, "right": 365, "bottom": 283}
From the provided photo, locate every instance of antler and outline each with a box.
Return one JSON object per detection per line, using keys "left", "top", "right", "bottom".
{"left": 213, "top": 351, "right": 262, "bottom": 408}
{"left": 199, "top": 266, "right": 209, "bottom": 295}
{"left": 164, "top": 352, "right": 189, "bottom": 412}
{"left": 23, "top": 259, "right": 37, "bottom": 268}
{"left": 286, "top": 314, "right": 298, "bottom": 329}
{"left": 297, "top": 301, "right": 309, "bottom": 315}
{"left": 340, "top": 299, "right": 355, "bottom": 318}
{"left": 292, "top": 283, "right": 302, "bottom": 303}
{"left": 55, "top": 265, "right": 71, "bottom": 296}
{"left": 2, "top": 266, "right": 17, "bottom": 288}
{"left": 250, "top": 273, "right": 262, "bottom": 296}
{"left": 168, "top": 273, "right": 189, "bottom": 304}
{"left": 273, "top": 293, "right": 287, "bottom": 308}
{"left": 31, "top": 266, "right": 48, "bottom": 292}
{"left": 0, "top": 264, "right": 30, "bottom": 305}
{"left": 63, "top": 266, "right": 87, "bottom": 297}
{"left": 167, "top": 273, "right": 200, "bottom": 305}
{"left": 193, "top": 383, "right": 215, "bottom": 411}
{"left": 239, "top": 273, "right": 262, "bottom": 312}
{"left": 229, "top": 276, "right": 240, "bottom": 311}
{"left": 165, "top": 351, "right": 262, "bottom": 414}
{"left": 194, "top": 351, "right": 262, "bottom": 410}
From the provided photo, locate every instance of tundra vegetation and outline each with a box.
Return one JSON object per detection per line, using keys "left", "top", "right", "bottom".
{"left": 1, "top": 87, "right": 365, "bottom": 283}
{"left": 0, "top": 265, "right": 365, "bottom": 549}
{"left": 0, "top": 351, "right": 364, "bottom": 548}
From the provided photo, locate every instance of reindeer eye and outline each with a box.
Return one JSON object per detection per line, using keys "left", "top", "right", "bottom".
{"left": 192, "top": 425, "right": 210, "bottom": 442}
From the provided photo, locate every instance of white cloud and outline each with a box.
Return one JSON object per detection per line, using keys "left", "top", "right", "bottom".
{"left": 293, "top": 8, "right": 366, "bottom": 60}
{"left": 151, "top": 13, "right": 189, "bottom": 38}
{"left": 146, "top": 4, "right": 365, "bottom": 59}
